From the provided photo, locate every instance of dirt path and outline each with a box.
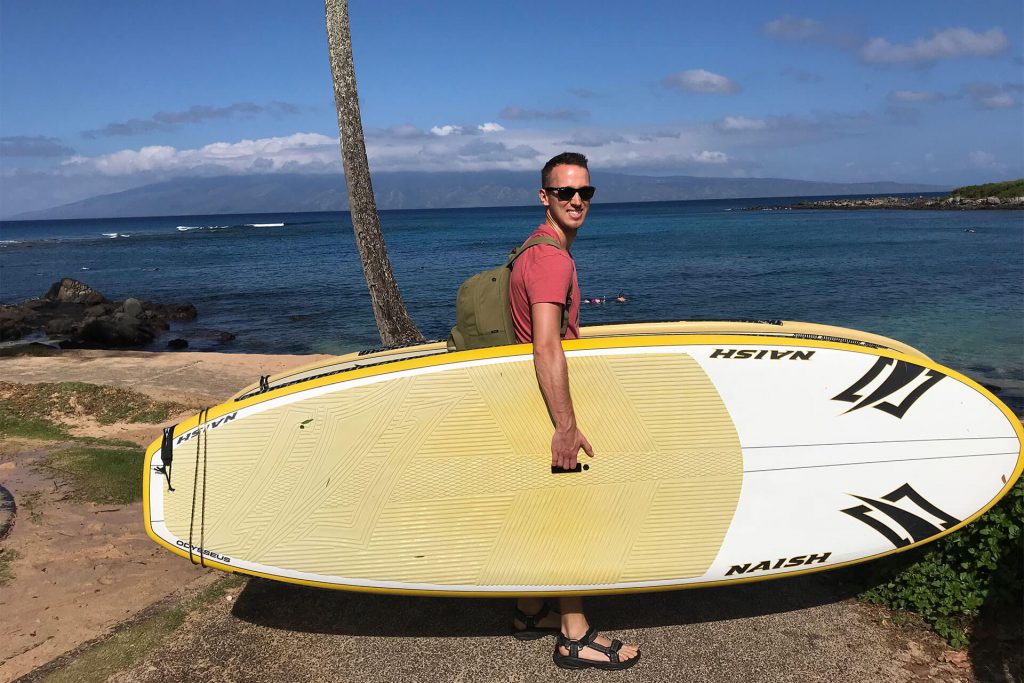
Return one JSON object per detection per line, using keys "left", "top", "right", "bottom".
{"left": 0, "top": 350, "right": 327, "bottom": 682}
{"left": 0, "top": 443, "right": 225, "bottom": 681}
{"left": 0, "top": 350, "right": 1008, "bottom": 682}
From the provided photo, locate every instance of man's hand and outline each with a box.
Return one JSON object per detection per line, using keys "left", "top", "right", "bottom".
{"left": 551, "top": 425, "right": 594, "bottom": 470}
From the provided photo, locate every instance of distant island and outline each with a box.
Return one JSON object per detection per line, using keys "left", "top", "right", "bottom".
{"left": 7, "top": 172, "right": 947, "bottom": 221}
{"left": 742, "top": 179, "right": 1024, "bottom": 211}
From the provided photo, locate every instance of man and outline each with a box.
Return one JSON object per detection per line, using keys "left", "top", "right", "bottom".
{"left": 508, "top": 152, "right": 641, "bottom": 670}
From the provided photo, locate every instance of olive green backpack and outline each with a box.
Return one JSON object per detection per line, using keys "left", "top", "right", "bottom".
{"left": 447, "top": 236, "right": 572, "bottom": 351}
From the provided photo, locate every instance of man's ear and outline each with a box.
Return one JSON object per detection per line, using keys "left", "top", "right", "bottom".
{"left": 538, "top": 188, "right": 550, "bottom": 207}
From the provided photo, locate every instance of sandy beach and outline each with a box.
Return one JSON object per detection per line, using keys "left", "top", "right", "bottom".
{"left": 0, "top": 349, "right": 1015, "bottom": 682}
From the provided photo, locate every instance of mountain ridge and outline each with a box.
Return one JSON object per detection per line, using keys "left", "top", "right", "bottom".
{"left": 10, "top": 171, "right": 949, "bottom": 220}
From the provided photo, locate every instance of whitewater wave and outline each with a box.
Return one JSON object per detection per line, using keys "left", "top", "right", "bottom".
{"left": 177, "top": 222, "right": 286, "bottom": 233}
{"left": 102, "top": 232, "right": 132, "bottom": 238}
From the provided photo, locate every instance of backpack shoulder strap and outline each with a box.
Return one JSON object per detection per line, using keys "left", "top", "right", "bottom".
{"left": 505, "top": 235, "right": 574, "bottom": 336}
{"left": 505, "top": 235, "right": 564, "bottom": 265}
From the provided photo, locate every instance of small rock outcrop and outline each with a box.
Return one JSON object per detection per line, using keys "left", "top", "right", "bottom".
{"left": 0, "top": 278, "right": 198, "bottom": 349}
{"left": 743, "top": 195, "right": 1024, "bottom": 211}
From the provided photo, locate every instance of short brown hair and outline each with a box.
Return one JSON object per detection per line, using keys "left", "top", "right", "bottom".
{"left": 541, "top": 152, "right": 589, "bottom": 187}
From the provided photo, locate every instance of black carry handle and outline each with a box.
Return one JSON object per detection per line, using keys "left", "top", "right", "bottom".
{"left": 551, "top": 463, "right": 589, "bottom": 474}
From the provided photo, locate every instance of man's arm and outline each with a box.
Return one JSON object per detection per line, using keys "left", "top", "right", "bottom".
{"left": 531, "top": 301, "right": 593, "bottom": 470}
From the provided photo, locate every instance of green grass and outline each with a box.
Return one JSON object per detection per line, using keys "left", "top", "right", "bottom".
{"left": 40, "top": 574, "right": 245, "bottom": 683}
{"left": 0, "top": 406, "right": 71, "bottom": 440}
{"left": 0, "top": 548, "right": 18, "bottom": 586}
{"left": 75, "top": 435, "right": 149, "bottom": 449}
{"left": 0, "top": 381, "right": 188, "bottom": 430}
{"left": 44, "top": 446, "right": 145, "bottom": 505}
{"left": 949, "top": 178, "right": 1024, "bottom": 199}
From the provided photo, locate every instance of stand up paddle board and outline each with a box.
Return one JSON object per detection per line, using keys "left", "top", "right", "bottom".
{"left": 143, "top": 321, "right": 1022, "bottom": 596}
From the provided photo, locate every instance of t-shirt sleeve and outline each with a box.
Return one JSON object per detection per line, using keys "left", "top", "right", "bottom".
{"left": 523, "top": 251, "right": 573, "bottom": 306}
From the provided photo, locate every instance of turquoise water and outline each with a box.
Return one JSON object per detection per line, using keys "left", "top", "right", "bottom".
{"left": 1, "top": 197, "right": 1021, "bottom": 411}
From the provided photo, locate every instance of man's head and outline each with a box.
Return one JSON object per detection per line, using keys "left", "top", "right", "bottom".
{"left": 539, "top": 152, "right": 593, "bottom": 234}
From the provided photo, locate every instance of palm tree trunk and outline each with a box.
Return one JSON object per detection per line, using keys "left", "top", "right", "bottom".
{"left": 325, "top": 0, "right": 423, "bottom": 346}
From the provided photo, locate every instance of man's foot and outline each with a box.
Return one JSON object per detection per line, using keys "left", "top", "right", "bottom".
{"left": 512, "top": 600, "right": 561, "bottom": 640}
{"left": 554, "top": 626, "right": 640, "bottom": 670}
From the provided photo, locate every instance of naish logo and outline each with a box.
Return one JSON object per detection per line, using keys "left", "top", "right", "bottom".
{"left": 726, "top": 552, "right": 832, "bottom": 576}
{"left": 710, "top": 348, "right": 815, "bottom": 360}
{"left": 833, "top": 357, "right": 943, "bottom": 419}
{"left": 841, "top": 483, "right": 959, "bottom": 549}
{"left": 174, "top": 412, "right": 238, "bottom": 445}
{"left": 174, "top": 540, "right": 232, "bottom": 563}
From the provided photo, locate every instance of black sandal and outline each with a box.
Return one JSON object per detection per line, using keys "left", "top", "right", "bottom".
{"left": 553, "top": 627, "right": 640, "bottom": 670}
{"left": 512, "top": 602, "right": 560, "bottom": 641}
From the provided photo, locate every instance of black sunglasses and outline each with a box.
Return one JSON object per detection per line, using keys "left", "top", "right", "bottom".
{"left": 544, "top": 185, "right": 596, "bottom": 201}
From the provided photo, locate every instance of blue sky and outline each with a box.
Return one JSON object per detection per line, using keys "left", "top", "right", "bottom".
{"left": 1, "top": 0, "right": 1022, "bottom": 216}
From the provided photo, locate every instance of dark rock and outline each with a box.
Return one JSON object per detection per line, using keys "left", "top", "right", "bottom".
{"left": 122, "top": 298, "right": 143, "bottom": 318}
{"left": 72, "top": 318, "right": 155, "bottom": 347}
{"left": 43, "top": 317, "right": 77, "bottom": 336}
{"left": 84, "top": 303, "right": 113, "bottom": 318}
{"left": 0, "top": 306, "right": 28, "bottom": 323}
{"left": 0, "top": 320, "right": 28, "bottom": 342}
{"left": 6, "top": 279, "right": 197, "bottom": 350}
{"left": 45, "top": 278, "right": 108, "bottom": 305}
{"left": 164, "top": 303, "right": 198, "bottom": 321}
{"left": 167, "top": 338, "right": 189, "bottom": 350}
{"left": 216, "top": 331, "right": 237, "bottom": 342}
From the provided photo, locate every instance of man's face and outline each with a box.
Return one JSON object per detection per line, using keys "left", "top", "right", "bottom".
{"left": 539, "top": 164, "right": 591, "bottom": 232}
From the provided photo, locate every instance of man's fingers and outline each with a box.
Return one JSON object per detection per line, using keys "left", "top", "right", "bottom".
{"left": 580, "top": 434, "right": 594, "bottom": 458}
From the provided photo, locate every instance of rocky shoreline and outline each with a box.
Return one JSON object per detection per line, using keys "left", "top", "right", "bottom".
{"left": 741, "top": 195, "right": 1024, "bottom": 211}
{"left": 0, "top": 278, "right": 227, "bottom": 350}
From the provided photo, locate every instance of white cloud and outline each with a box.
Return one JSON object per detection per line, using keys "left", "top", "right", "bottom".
{"left": 968, "top": 150, "right": 1006, "bottom": 171}
{"left": 477, "top": 122, "right": 505, "bottom": 133}
{"left": 716, "top": 116, "right": 769, "bottom": 131}
{"left": 979, "top": 92, "right": 1016, "bottom": 109}
{"left": 762, "top": 16, "right": 824, "bottom": 41}
{"left": 61, "top": 133, "right": 340, "bottom": 175}
{"left": 691, "top": 150, "right": 729, "bottom": 164}
{"left": 46, "top": 107, "right": 891, "bottom": 183}
{"left": 430, "top": 125, "right": 464, "bottom": 136}
{"left": 861, "top": 27, "right": 1008, "bottom": 65}
{"left": 663, "top": 69, "right": 741, "bottom": 95}
{"left": 962, "top": 82, "right": 1020, "bottom": 110}
{"left": 887, "top": 90, "right": 941, "bottom": 103}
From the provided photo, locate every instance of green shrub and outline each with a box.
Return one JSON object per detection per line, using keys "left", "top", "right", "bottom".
{"left": 855, "top": 477, "right": 1023, "bottom": 647}
{"left": 948, "top": 178, "right": 1024, "bottom": 199}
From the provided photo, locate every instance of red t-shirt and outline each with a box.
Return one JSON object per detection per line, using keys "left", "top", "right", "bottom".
{"left": 509, "top": 224, "right": 580, "bottom": 343}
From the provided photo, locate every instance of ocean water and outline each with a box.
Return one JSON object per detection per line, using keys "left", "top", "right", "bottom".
{"left": 1, "top": 197, "right": 1022, "bottom": 411}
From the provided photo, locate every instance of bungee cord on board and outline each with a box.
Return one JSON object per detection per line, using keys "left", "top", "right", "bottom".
{"left": 188, "top": 407, "right": 210, "bottom": 567}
